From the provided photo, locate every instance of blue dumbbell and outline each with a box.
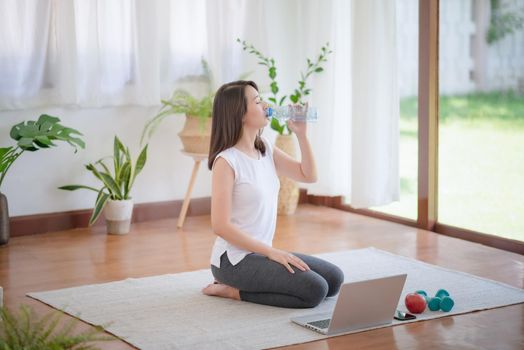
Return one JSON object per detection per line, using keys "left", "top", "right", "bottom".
{"left": 435, "top": 289, "right": 454, "bottom": 312}
{"left": 418, "top": 289, "right": 454, "bottom": 312}
{"left": 416, "top": 290, "right": 440, "bottom": 311}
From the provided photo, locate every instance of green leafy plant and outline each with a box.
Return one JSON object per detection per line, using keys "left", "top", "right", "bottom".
{"left": 140, "top": 89, "right": 214, "bottom": 144}
{"left": 141, "top": 59, "right": 214, "bottom": 145}
{"left": 59, "top": 136, "right": 148, "bottom": 225}
{"left": 0, "top": 304, "right": 113, "bottom": 349}
{"left": 238, "top": 39, "right": 332, "bottom": 134}
{"left": 487, "top": 0, "right": 524, "bottom": 44}
{"left": 140, "top": 59, "right": 253, "bottom": 145}
{"left": 0, "top": 115, "right": 84, "bottom": 190}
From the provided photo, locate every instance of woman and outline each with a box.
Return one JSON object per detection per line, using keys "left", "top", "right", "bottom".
{"left": 202, "top": 80, "right": 344, "bottom": 308}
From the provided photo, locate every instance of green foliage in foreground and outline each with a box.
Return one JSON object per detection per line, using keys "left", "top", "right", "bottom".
{"left": 0, "top": 304, "right": 113, "bottom": 349}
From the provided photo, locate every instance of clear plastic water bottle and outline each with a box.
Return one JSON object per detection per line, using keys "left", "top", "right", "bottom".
{"left": 266, "top": 104, "right": 317, "bottom": 122}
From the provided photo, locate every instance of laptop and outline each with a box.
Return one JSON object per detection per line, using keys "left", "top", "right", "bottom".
{"left": 291, "top": 274, "right": 407, "bottom": 335}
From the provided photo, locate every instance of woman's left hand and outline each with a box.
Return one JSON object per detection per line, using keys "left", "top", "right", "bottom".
{"left": 287, "top": 119, "right": 307, "bottom": 137}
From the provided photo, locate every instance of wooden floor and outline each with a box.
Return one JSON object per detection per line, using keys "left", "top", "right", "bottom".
{"left": 1, "top": 204, "right": 523, "bottom": 349}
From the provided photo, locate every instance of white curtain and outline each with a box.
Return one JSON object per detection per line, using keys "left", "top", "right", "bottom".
{"left": 0, "top": 0, "right": 399, "bottom": 209}
{"left": 302, "top": 0, "right": 400, "bottom": 208}
{"left": 0, "top": 0, "right": 52, "bottom": 105}
{"left": 0, "top": 0, "right": 216, "bottom": 108}
{"left": 349, "top": 0, "right": 399, "bottom": 207}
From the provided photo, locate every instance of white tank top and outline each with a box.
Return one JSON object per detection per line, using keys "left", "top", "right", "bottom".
{"left": 210, "top": 137, "right": 280, "bottom": 268}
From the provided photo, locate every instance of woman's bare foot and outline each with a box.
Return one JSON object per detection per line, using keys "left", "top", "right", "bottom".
{"left": 202, "top": 282, "right": 241, "bottom": 300}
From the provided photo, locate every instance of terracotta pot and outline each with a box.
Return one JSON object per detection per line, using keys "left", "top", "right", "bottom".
{"left": 275, "top": 135, "right": 299, "bottom": 215}
{"left": 104, "top": 199, "right": 134, "bottom": 235}
{"left": 178, "top": 115, "right": 212, "bottom": 154}
{"left": 0, "top": 192, "right": 9, "bottom": 245}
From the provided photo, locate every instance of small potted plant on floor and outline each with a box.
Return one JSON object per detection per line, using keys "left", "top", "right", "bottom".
{"left": 238, "top": 39, "right": 332, "bottom": 215}
{"left": 0, "top": 115, "right": 85, "bottom": 245}
{"left": 59, "top": 136, "right": 148, "bottom": 235}
{"left": 141, "top": 60, "right": 214, "bottom": 155}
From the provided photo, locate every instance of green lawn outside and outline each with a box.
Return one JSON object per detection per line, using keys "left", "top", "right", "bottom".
{"left": 373, "top": 91, "right": 524, "bottom": 242}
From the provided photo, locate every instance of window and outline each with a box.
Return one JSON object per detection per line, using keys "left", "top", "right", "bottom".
{"left": 438, "top": 0, "right": 524, "bottom": 242}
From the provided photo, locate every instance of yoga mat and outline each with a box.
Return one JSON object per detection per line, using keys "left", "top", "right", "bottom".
{"left": 28, "top": 247, "right": 524, "bottom": 350}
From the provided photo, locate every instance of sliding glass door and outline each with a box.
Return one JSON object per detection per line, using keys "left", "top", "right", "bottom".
{"left": 341, "top": 0, "right": 523, "bottom": 251}
{"left": 438, "top": 0, "right": 524, "bottom": 242}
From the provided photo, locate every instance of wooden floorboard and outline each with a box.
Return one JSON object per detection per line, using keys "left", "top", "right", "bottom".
{"left": 1, "top": 204, "right": 523, "bottom": 349}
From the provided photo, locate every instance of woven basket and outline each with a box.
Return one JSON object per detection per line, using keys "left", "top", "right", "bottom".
{"left": 275, "top": 134, "right": 299, "bottom": 215}
{"left": 178, "top": 115, "right": 212, "bottom": 154}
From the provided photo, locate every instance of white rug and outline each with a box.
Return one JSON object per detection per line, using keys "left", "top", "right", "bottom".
{"left": 28, "top": 247, "right": 524, "bottom": 350}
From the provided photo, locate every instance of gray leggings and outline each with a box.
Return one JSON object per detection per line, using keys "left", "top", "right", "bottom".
{"left": 211, "top": 251, "right": 344, "bottom": 309}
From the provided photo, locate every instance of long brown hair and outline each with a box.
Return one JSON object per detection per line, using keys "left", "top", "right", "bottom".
{"left": 208, "top": 80, "right": 266, "bottom": 170}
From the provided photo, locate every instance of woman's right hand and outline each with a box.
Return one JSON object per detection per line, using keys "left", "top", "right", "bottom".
{"left": 267, "top": 248, "right": 311, "bottom": 274}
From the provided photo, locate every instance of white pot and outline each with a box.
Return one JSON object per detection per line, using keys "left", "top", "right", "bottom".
{"left": 104, "top": 199, "right": 134, "bottom": 235}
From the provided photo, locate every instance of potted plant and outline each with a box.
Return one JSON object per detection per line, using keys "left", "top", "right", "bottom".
{"left": 238, "top": 39, "right": 332, "bottom": 215}
{"left": 0, "top": 115, "right": 85, "bottom": 244}
{"left": 0, "top": 304, "right": 113, "bottom": 348}
{"left": 141, "top": 60, "right": 214, "bottom": 155}
{"left": 59, "top": 136, "right": 148, "bottom": 235}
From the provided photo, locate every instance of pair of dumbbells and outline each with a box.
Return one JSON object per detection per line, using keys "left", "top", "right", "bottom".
{"left": 405, "top": 288, "right": 455, "bottom": 314}
{"left": 416, "top": 289, "right": 455, "bottom": 312}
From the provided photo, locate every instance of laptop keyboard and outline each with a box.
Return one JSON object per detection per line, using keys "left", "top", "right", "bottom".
{"left": 307, "top": 318, "right": 331, "bottom": 329}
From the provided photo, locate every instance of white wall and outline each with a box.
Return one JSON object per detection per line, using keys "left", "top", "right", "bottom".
{"left": 397, "top": 0, "right": 524, "bottom": 97}
{"left": 396, "top": 0, "right": 419, "bottom": 98}
{"left": 439, "top": 0, "right": 476, "bottom": 95}
{"left": 1, "top": 106, "right": 279, "bottom": 217}
{"left": 485, "top": 0, "right": 524, "bottom": 92}
{"left": 0, "top": 107, "right": 207, "bottom": 216}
